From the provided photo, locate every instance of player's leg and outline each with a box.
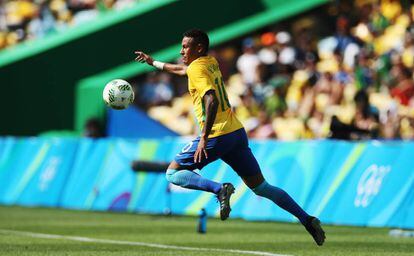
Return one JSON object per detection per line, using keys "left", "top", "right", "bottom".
{"left": 165, "top": 160, "right": 222, "bottom": 193}
{"left": 222, "top": 149, "right": 310, "bottom": 224}
{"left": 166, "top": 134, "right": 237, "bottom": 220}
{"left": 244, "top": 173, "right": 311, "bottom": 224}
{"left": 221, "top": 129, "right": 325, "bottom": 245}
{"left": 224, "top": 152, "right": 325, "bottom": 245}
{"left": 165, "top": 136, "right": 233, "bottom": 194}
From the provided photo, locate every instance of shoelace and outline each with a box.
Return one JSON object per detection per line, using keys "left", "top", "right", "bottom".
{"left": 216, "top": 194, "right": 227, "bottom": 209}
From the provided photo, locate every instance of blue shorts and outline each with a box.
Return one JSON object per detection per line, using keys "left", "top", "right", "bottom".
{"left": 174, "top": 128, "right": 261, "bottom": 177}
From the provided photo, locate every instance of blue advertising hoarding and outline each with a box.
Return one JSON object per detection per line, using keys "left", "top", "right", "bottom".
{"left": 0, "top": 137, "right": 413, "bottom": 228}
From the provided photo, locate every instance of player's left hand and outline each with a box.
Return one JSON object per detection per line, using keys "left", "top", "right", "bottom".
{"left": 134, "top": 51, "right": 154, "bottom": 65}
{"left": 194, "top": 137, "right": 208, "bottom": 163}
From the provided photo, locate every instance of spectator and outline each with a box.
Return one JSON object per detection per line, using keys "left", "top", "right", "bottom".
{"left": 264, "top": 76, "right": 288, "bottom": 117}
{"left": 68, "top": 0, "right": 99, "bottom": 26}
{"left": 352, "top": 89, "right": 379, "bottom": 139}
{"left": 0, "top": 0, "right": 141, "bottom": 50}
{"left": 84, "top": 118, "right": 105, "bottom": 138}
{"left": 276, "top": 31, "right": 296, "bottom": 66}
{"left": 236, "top": 37, "right": 261, "bottom": 87}
{"left": 249, "top": 109, "right": 276, "bottom": 139}
{"left": 390, "top": 66, "right": 414, "bottom": 106}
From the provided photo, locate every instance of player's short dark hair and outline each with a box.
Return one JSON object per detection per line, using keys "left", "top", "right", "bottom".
{"left": 183, "top": 29, "right": 209, "bottom": 54}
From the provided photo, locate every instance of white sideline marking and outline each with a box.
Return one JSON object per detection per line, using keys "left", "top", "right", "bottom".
{"left": 0, "top": 229, "right": 292, "bottom": 256}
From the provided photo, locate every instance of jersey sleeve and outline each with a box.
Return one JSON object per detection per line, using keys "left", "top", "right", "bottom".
{"left": 187, "top": 64, "right": 215, "bottom": 97}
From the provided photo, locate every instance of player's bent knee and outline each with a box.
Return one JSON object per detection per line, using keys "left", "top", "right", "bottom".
{"left": 165, "top": 169, "right": 178, "bottom": 183}
{"left": 165, "top": 169, "right": 194, "bottom": 188}
{"left": 251, "top": 180, "right": 268, "bottom": 196}
{"left": 167, "top": 161, "right": 180, "bottom": 170}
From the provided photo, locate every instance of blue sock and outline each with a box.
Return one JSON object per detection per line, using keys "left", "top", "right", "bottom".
{"left": 252, "top": 181, "right": 309, "bottom": 225}
{"left": 166, "top": 169, "right": 222, "bottom": 194}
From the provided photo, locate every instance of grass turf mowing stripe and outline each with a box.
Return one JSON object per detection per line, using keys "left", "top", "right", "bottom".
{"left": 0, "top": 229, "right": 291, "bottom": 256}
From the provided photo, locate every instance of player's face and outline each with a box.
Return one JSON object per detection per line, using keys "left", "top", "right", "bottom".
{"left": 180, "top": 37, "right": 202, "bottom": 65}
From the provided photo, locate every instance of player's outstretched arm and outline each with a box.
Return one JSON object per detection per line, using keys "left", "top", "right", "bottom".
{"left": 134, "top": 51, "right": 187, "bottom": 76}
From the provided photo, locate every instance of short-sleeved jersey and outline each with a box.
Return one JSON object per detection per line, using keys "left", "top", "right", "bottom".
{"left": 186, "top": 56, "right": 243, "bottom": 138}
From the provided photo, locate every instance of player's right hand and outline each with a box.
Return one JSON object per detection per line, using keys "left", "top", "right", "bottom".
{"left": 134, "top": 51, "right": 154, "bottom": 65}
{"left": 194, "top": 137, "right": 208, "bottom": 163}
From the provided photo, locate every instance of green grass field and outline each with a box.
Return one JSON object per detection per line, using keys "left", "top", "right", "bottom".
{"left": 0, "top": 206, "right": 413, "bottom": 256}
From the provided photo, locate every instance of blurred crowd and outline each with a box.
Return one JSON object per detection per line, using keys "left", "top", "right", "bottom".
{"left": 0, "top": 0, "right": 140, "bottom": 50}
{"left": 132, "top": 0, "right": 414, "bottom": 141}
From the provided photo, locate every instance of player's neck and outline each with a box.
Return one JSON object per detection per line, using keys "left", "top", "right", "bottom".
{"left": 189, "top": 54, "right": 209, "bottom": 65}
{"left": 195, "top": 54, "right": 209, "bottom": 60}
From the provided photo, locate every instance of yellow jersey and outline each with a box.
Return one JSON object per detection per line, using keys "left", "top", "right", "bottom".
{"left": 186, "top": 56, "right": 243, "bottom": 138}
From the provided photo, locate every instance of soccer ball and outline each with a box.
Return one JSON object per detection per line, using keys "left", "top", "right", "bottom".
{"left": 103, "top": 79, "right": 135, "bottom": 110}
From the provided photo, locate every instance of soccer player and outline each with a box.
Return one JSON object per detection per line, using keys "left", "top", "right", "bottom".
{"left": 134, "top": 29, "right": 325, "bottom": 246}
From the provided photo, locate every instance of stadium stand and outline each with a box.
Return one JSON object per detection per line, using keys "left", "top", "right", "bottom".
{"left": 1, "top": 0, "right": 412, "bottom": 140}
{"left": 2, "top": 0, "right": 324, "bottom": 136}
{"left": 128, "top": 0, "right": 414, "bottom": 140}
{"left": 0, "top": 0, "right": 141, "bottom": 50}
